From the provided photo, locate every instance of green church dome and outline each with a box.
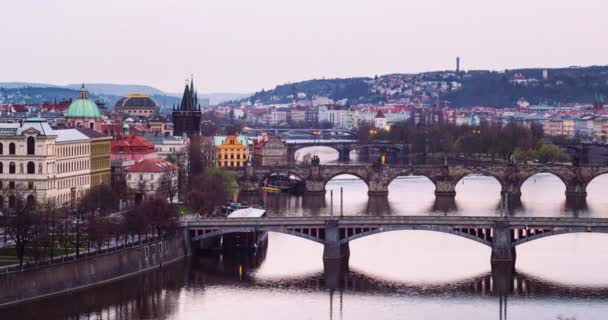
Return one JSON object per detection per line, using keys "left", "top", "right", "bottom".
{"left": 66, "top": 84, "right": 101, "bottom": 118}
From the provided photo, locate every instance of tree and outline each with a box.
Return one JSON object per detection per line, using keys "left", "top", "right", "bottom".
{"left": 4, "top": 192, "right": 41, "bottom": 267}
{"left": 167, "top": 149, "right": 189, "bottom": 198}
{"left": 186, "top": 168, "right": 235, "bottom": 217}
{"left": 157, "top": 170, "right": 179, "bottom": 204}
{"left": 136, "top": 197, "right": 177, "bottom": 236}
{"left": 534, "top": 139, "right": 570, "bottom": 163}
{"left": 79, "top": 184, "right": 119, "bottom": 214}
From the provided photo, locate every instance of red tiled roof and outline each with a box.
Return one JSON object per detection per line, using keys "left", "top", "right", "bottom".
{"left": 112, "top": 135, "right": 155, "bottom": 153}
{"left": 375, "top": 110, "right": 385, "bottom": 118}
{"left": 127, "top": 157, "right": 177, "bottom": 173}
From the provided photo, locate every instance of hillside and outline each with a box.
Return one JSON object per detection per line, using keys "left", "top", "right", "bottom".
{"left": 245, "top": 65, "right": 608, "bottom": 107}
{"left": 0, "top": 82, "right": 236, "bottom": 107}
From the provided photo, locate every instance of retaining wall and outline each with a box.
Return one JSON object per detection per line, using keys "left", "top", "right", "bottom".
{"left": 0, "top": 232, "right": 190, "bottom": 306}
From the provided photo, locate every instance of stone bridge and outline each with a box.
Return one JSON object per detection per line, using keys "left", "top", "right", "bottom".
{"left": 232, "top": 163, "right": 608, "bottom": 200}
{"left": 286, "top": 141, "right": 407, "bottom": 162}
{"left": 182, "top": 215, "right": 608, "bottom": 280}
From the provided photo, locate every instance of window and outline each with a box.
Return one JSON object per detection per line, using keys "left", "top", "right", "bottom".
{"left": 28, "top": 181, "right": 33, "bottom": 189}
{"left": 9, "top": 181, "right": 15, "bottom": 189}
{"left": 9, "top": 143, "right": 15, "bottom": 155}
{"left": 8, "top": 195, "right": 15, "bottom": 208}
{"left": 27, "top": 162, "right": 35, "bottom": 174}
{"left": 0, "top": 162, "right": 3, "bottom": 173}
{"left": 9, "top": 162, "right": 15, "bottom": 174}
{"left": 27, "top": 137, "right": 35, "bottom": 155}
{"left": 0, "top": 142, "right": 3, "bottom": 154}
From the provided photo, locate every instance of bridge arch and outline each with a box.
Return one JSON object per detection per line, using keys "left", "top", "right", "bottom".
{"left": 292, "top": 145, "right": 342, "bottom": 163}
{"left": 191, "top": 227, "right": 325, "bottom": 244}
{"left": 519, "top": 171, "right": 567, "bottom": 200}
{"left": 339, "top": 226, "right": 493, "bottom": 247}
{"left": 324, "top": 172, "right": 370, "bottom": 188}
{"left": 386, "top": 169, "right": 437, "bottom": 189}
{"left": 513, "top": 228, "right": 608, "bottom": 246}
{"left": 453, "top": 169, "right": 506, "bottom": 190}
{"left": 586, "top": 172, "right": 608, "bottom": 205}
{"left": 520, "top": 169, "right": 569, "bottom": 189}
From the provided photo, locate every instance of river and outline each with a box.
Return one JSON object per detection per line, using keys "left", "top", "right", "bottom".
{"left": 3, "top": 147, "right": 608, "bottom": 319}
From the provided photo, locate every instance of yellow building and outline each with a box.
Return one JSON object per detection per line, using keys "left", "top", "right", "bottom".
{"left": 77, "top": 128, "right": 111, "bottom": 186}
{"left": 214, "top": 135, "right": 249, "bottom": 167}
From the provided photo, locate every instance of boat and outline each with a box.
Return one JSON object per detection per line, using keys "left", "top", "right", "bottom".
{"left": 223, "top": 207, "right": 269, "bottom": 250}
{"left": 262, "top": 186, "right": 282, "bottom": 192}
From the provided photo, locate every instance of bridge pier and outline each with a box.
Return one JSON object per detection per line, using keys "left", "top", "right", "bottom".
{"left": 304, "top": 179, "right": 325, "bottom": 194}
{"left": 239, "top": 166, "right": 261, "bottom": 193}
{"left": 565, "top": 183, "right": 587, "bottom": 205}
{"left": 323, "top": 220, "right": 350, "bottom": 275}
{"left": 491, "top": 262, "right": 515, "bottom": 296}
{"left": 434, "top": 180, "right": 456, "bottom": 197}
{"left": 337, "top": 147, "right": 351, "bottom": 162}
{"left": 432, "top": 195, "right": 457, "bottom": 213}
{"left": 501, "top": 182, "right": 522, "bottom": 203}
{"left": 368, "top": 180, "right": 389, "bottom": 196}
{"left": 491, "top": 223, "right": 516, "bottom": 271}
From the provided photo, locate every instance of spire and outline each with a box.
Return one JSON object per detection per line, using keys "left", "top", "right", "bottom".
{"left": 79, "top": 83, "right": 89, "bottom": 99}
{"left": 179, "top": 82, "right": 192, "bottom": 111}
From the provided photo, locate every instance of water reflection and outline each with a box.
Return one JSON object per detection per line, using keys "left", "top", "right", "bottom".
{"left": 5, "top": 241, "right": 608, "bottom": 320}
{"left": 238, "top": 173, "right": 606, "bottom": 218}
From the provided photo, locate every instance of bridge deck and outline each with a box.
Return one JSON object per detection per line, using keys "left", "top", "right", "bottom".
{"left": 181, "top": 216, "right": 608, "bottom": 228}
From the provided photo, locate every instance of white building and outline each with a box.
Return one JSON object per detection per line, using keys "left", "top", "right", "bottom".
{"left": 374, "top": 111, "right": 387, "bottom": 129}
{"left": 126, "top": 157, "right": 177, "bottom": 202}
{"left": 0, "top": 118, "right": 96, "bottom": 207}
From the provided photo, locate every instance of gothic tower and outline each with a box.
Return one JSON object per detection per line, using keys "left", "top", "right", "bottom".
{"left": 173, "top": 78, "right": 202, "bottom": 137}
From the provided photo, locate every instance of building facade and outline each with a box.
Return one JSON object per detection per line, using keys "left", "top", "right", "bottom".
{"left": 0, "top": 118, "right": 111, "bottom": 208}
{"left": 214, "top": 135, "right": 249, "bottom": 167}
{"left": 113, "top": 94, "right": 159, "bottom": 118}
{"left": 77, "top": 128, "right": 112, "bottom": 186}
{"left": 126, "top": 157, "right": 177, "bottom": 203}
{"left": 253, "top": 135, "right": 288, "bottom": 166}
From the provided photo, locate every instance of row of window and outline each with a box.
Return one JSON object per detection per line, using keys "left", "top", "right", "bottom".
{"left": 0, "top": 181, "right": 33, "bottom": 190}
{"left": 91, "top": 159, "right": 110, "bottom": 170}
{"left": 57, "top": 159, "right": 90, "bottom": 173}
{"left": 218, "top": 161, "right": 245, "bottom": 167}
{"left": 57, "top": 175, "right": 89, "bottom": 190}
{"left": 0, "top": 161, "right": 40, "bottom": 174}
{"left": 0, "top": 137, "right": 35, "bottom": 155}
{"left": 56, "top": 144, "right": 89, "bottom": 158}
{"left": 218, "top": 154, "right": 244, "bottom": 160}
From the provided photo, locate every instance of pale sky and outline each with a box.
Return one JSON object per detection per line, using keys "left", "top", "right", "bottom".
{"left": 1, "top": 0, "right": 607, "bottom": 94}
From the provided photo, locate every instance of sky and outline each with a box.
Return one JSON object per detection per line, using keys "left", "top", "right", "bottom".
{"left": 1, "top": 0, "right": 607, "bottom": 94}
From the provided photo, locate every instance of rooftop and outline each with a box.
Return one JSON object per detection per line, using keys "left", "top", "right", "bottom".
{"left": 127, "top": 157, "right": 176, "bottom": 173}
{"left": 55, "top": 129, "right": 90, "bottom": 142}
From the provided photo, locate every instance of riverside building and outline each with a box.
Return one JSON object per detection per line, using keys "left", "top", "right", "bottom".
{"left": 0, "top": 118, "right": 111, "bottom": 208}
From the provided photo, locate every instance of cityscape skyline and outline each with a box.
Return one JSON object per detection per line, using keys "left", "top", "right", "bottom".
{"left": 2, "top": 0, "right": 607, "bottom": 94}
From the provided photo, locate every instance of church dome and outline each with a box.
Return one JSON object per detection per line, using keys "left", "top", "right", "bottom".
{"left": 67, "top": 84, "right": 101, "bottom": 118}
{"left": 114, "top": 94, "right": 158, "bottom": 110}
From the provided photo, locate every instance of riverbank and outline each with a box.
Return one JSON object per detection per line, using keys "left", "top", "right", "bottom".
{"left": 0, "top": 231, "right": 190, "bottom": 307}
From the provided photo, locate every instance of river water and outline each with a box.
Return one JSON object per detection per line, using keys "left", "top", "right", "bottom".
{"left": 3, "top": 147, "right": 608, "bottom": 320}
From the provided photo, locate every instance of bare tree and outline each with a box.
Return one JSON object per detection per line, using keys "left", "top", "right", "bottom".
{"left": 4, "top": 191, "right": 41, "bottom": 267}
{"left": 157, "top": 170, "right": 178, "bottom": 204}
